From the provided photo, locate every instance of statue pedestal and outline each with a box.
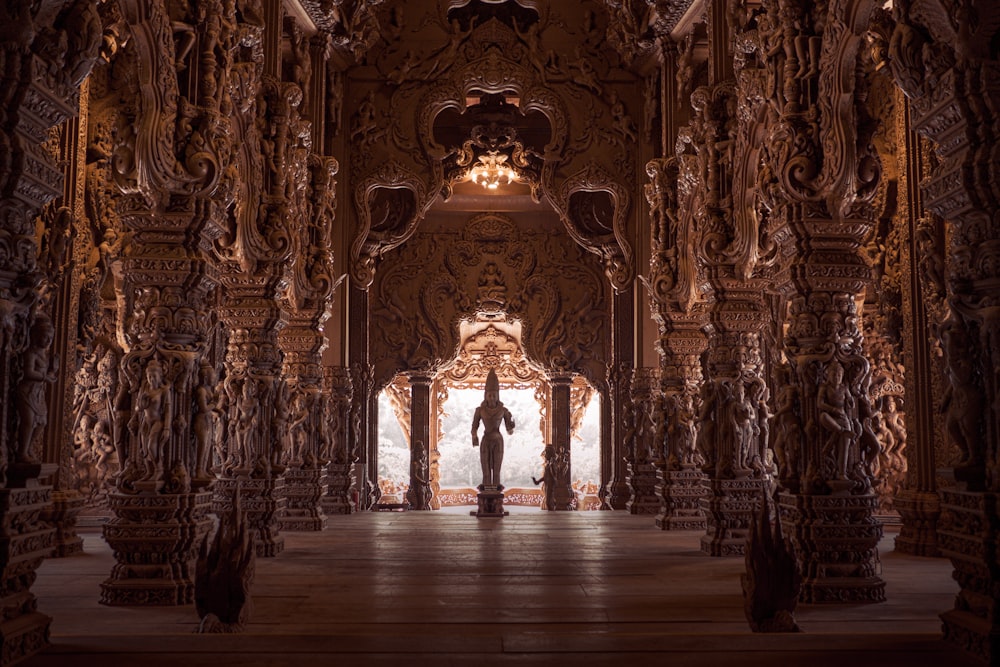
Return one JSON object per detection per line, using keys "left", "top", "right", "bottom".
{"left": 0, "top": 470, "right": 56, "bottom": 662}
{"left": 321, "top": 463, "right": 354, "bottom": 515}
{"left": 700, "top": 477, "right": 765, "bottom": 556}
{"left": 214, "top": 477, "right": 286, "bottom": 557}
{"left": 655, "top": 467, "right": 707, "bottom": 530}
{"left": 100, "top": 490, "right": 213, "bottom": 605}
{"left": 778, "top": 491, "right": 885, "bottom": 603}
{"left": 472, "top": 488, "right": 508, "bottom": 518}
{"left": 42, "top": 489, "right": 85, "bottom": 557}
{"left": 280, "top": 467, "right": 328, "bottom": 531}
{"left": 626, "top": 463, "right": 661, "bottom": 515}
{"left": 938, "top": 488, "right": 999, "bottom": 664}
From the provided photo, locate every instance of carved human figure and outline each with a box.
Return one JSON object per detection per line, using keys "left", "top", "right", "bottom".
{"left": 730, "top": 380, "right": 756, "bottom": 475}
{"left": 817, "top": 361, "right": 858, "bottom": 481}
{"left": 193, "top": 364, "right": 217, "bottom": 482}
{"left": 131, "top": 358, "right": 172, "bottom": 481}
{"left": 234, "top": 379, "right": 258, "bottom": 470}
{"left": 770, "top": 380, "right": 802, "bottom": 484}
{"left": 287, "top": 389, "right": 309, "bottom": 467}
{"left": 940, "top": 318, "right": 984, "bottom": 468}
{"left": 16, "top": 315, "right": 58, "bottom": 464}
{"left": 471, "top": 369, "right": 515, "bottom": 490}
{"left": 532, "top": 445, "right": 557, "bottom": 510}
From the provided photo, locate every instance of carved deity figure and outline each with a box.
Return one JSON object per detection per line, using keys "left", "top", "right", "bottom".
{"left": 15, "top": 315, "right": 58, "bottom": 464}
{"left": 471, "top": 369, "right": 515, "bottom": 490}
{"left": 233, "top": 379, "right": 259, "bottom": 470}
{"left": 287, "top": 389, "right": 309, "bottom": 467}
{"left": 817, "top": 361, "right": 858, "bottom": 481}
{"left": 940, "top": 317, "right": 985, "bottom": 468}
{"left": 193, "top": 364, "right": 218, "bottom": 482}
{"left": 131, "top": 358, "right": 172, "bottom": 482}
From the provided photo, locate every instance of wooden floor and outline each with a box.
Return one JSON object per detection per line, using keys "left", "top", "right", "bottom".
{"left": 25, "top": 508, "right": 982, "bottom": 667}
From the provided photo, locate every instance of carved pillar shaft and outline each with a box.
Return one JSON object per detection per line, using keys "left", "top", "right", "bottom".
{"left": 894, "top": 98, "right": 941, "bottom": 556}
{"left": 549, "top": 375, "right": 575, "bottom": 510}
{"left": 887, "top": 5, "right": 1000, "bottom": 659}
{"left": 626, "top": 368, "right": 661, "bottom": 515}
{"left": 775, "top": 209, "right": 886, "bottom": 603}
{"left": 321, "top": 366, "right": 354, "bottom": 515}
{"left": 406, "top": 375, "right": 432, "bottom": 510}
{"left": 698, "top": 300, "right": 769, "bottom": 557}
{"left": 654, "top": 321, "right": 709, "bottom": 531}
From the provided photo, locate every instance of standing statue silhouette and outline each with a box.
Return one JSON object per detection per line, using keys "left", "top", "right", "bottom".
{"left": 471, "top": 369, "right": 515, "bottom": 490}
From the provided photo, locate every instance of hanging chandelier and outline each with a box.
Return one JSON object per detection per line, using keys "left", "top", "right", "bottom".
{"left": 469, "top": 151, "right": 517, "bottom": 190}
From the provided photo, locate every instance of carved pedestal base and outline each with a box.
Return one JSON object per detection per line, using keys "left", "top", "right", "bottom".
{"left": 279, "top": 468, "right": 328, "bottom": 531}
{"left": 626, "top": 463, "right": 661, "bottom": 515}
{"left": 655, "top": 467, "right": 708, "bottom": 530}
{"left": 894, "top": 490, "right": 941, "bottom": 557}
{"left": 321, "top": 464, "right": 354, "bottom": 515}
{"left": 213, "top": 478, "right": 286, "bottom": 557}
{"left": 0, "top": 473, "right": 56, "bottom": 664}
{"left": 100, "top": 491, "right": 213, "bottom": 606}
{"left": 41, "top": 489, "right": 85, "bottom": 557}
{"left": 938, "top": 488, "right": 999, "bottom": 665}
{"left": 472, "top": 490, "right": 508, "bottom": 518}
{"left": 778, "top": 492, "right": 886, "bottom": 603}
{"left": 700, "top": 478, "right": 764, "bottom": 556}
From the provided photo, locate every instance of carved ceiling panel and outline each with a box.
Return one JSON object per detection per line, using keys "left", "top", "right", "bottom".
{"left": 370, "top": 213, "right": 609, "bottom": 391}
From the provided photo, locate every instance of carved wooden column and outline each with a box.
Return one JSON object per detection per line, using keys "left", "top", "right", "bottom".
{"left": 604, "top": 292, "right": 634, "bottom": 510}
{"left": 98, "top": 0, "right": 238, "bottom": 603}
{"left": 644, "top": 155, "right": 710, "bottom": 531}
{"left": 887, "top": 2, "right": 1000, "bottom": 660}
{"left": 39, "top": 102, "right": 89, "bottom": 558}
{"left": 406, "top": 374, "right": 433, "bottom": 510}
{"left": 0, "top": 1, "right": 99, "bottom": 653}
{"left": 277, "top": 153, "right": 339, "bottom": 531}
{"left": 626, "top": 368, "right": 661, "bottom": 514}
{"left": 890, "top": 93, "right": 942, "bottom": 556}
{"left": 754, "top": 0, "right": 886, "bottom": 604}
{"left": 321, "top": 366, "right": 354, "bottom": 515}
{"left": 548, "top": 375, "right": 575, "bottom": 510}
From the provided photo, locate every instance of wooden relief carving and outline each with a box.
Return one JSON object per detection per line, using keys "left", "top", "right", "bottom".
{"left": 346, "top": 4, "right": 638, "bottom": 293}
{"left": 371, "top": 213, "right": 608, "bottom": 389}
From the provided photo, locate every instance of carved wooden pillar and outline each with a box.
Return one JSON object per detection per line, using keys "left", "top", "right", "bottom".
{"left": 753, "top": 0, "right": 886, "bottom": 603}
{"left": 887, "top": 1, "right": 1000, "bottom": 660}
{"left": 626, "top": 368, "right": 661, "bottom": 514}
{"left": 0, "top": 1, "right": 99, "bottom": 654}
{"left": 99, "top": 25, "right": 227, "bottom": 603}
{"left": 39, "top": 103, "right": 89, "bottom": 558}
{"left": 604, "top": 292, "right": 634, "bottom": 510}
{"left": 549, "top": 375, "right": 575, "bottom": 510}
{"left": 644, "top": 155, "right": 710, "bottom": 530}
{"left": 406, "top": 374, "right": 433, "bottom": 510}
{"left": 891, "top": 96, "right": 942, "bottom": 556}
{"left": 321, "top": 366, "right": 354, "bottom": 515}
{"left": 350, "top": 286, "right": 378, "bottom": 509}
{"left": 277, "top": 152, "right": 339, "bottom": 531}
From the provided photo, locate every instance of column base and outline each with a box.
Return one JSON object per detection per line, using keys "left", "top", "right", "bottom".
{"left": 779, "top": 491, "right": 886, "bottom": 604}
{"left": 938, "top": 488, "right": 999, "bottom": 665}
{"left": 472, "top": 489, "right": 508, "bottom": 517}
{"left": 626, "top": 463, "right": 661, "bottom": 515}
{"left": 893, "top": 489, "right": 941, "bottom": 557}
{"left": 655, "top": 467, "right": 708, "bottom": 530}
{"left": 279, "top": 467, "right": 328, "bottom": 531}
{"left": 700, "top": 477, "right": 765, "bottom": 556}
{"left": 321, "top": 463, "right": 354, "bottom": 515}
{"left": 213, "top": 478, "right": 286, "bottom": 557}
{"left": 41, "top": 489, "right": 85, "bottom": 557}
{"left": 0, "top": 480, "right": 56, "bottom": 664}
{"left": 100, "top": 491, "right": 213, "bottom": 606}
